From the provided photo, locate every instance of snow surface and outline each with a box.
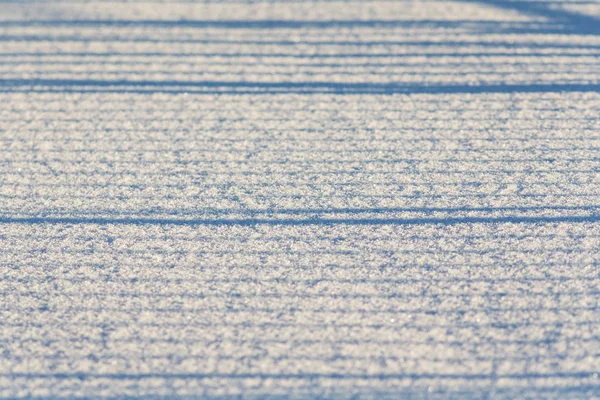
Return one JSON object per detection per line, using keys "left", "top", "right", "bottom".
{"left": 1, "top": 0, "right": 600, "bottom": 398}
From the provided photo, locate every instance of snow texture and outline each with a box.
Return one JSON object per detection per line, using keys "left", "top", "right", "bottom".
{"left": 1, "top": 0, "right": 600, "bottom": 398}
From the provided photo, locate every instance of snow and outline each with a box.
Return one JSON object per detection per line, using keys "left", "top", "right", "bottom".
{"left": 1, "top": 0, "right": 600, "bottom": 397}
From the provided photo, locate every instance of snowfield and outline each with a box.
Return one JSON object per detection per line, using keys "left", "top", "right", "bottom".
{"left": 1, "top": 0, "right": 600, "bottom": 398}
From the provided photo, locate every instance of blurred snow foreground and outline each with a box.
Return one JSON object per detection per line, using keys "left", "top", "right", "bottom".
{"left": 1, "top": 0, "right": 600, "bottom": 398}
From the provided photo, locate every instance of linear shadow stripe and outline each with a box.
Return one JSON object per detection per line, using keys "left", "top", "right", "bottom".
{"left": 3, "top": 36, "right": 600, "bottom": 49}
{"left": 2, "top": 79, "right": 600, "bottom": 94}
{"left": 1, "top": 215, "right": 600, "bottom": 225}
{"left": 7, "top": 205, "right": 600, "bottom": 215}
{"left": 0, "top": 19, "right": 548, "bottom": 29}
{"left": 4, "top": 372, "right": 600, "bottom": 380}
{"left": 3, "top": 52, "right": 599, "bottom": 58}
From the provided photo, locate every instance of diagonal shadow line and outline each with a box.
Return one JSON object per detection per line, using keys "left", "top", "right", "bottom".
{"left": 2, "top": 79, "right": 600, "bottom": 94}
{"left": 462, "top": 0, "right": 600, "bottom": 35}
{"left": 1, "top": 215, "right": 600, "bottom": 226}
